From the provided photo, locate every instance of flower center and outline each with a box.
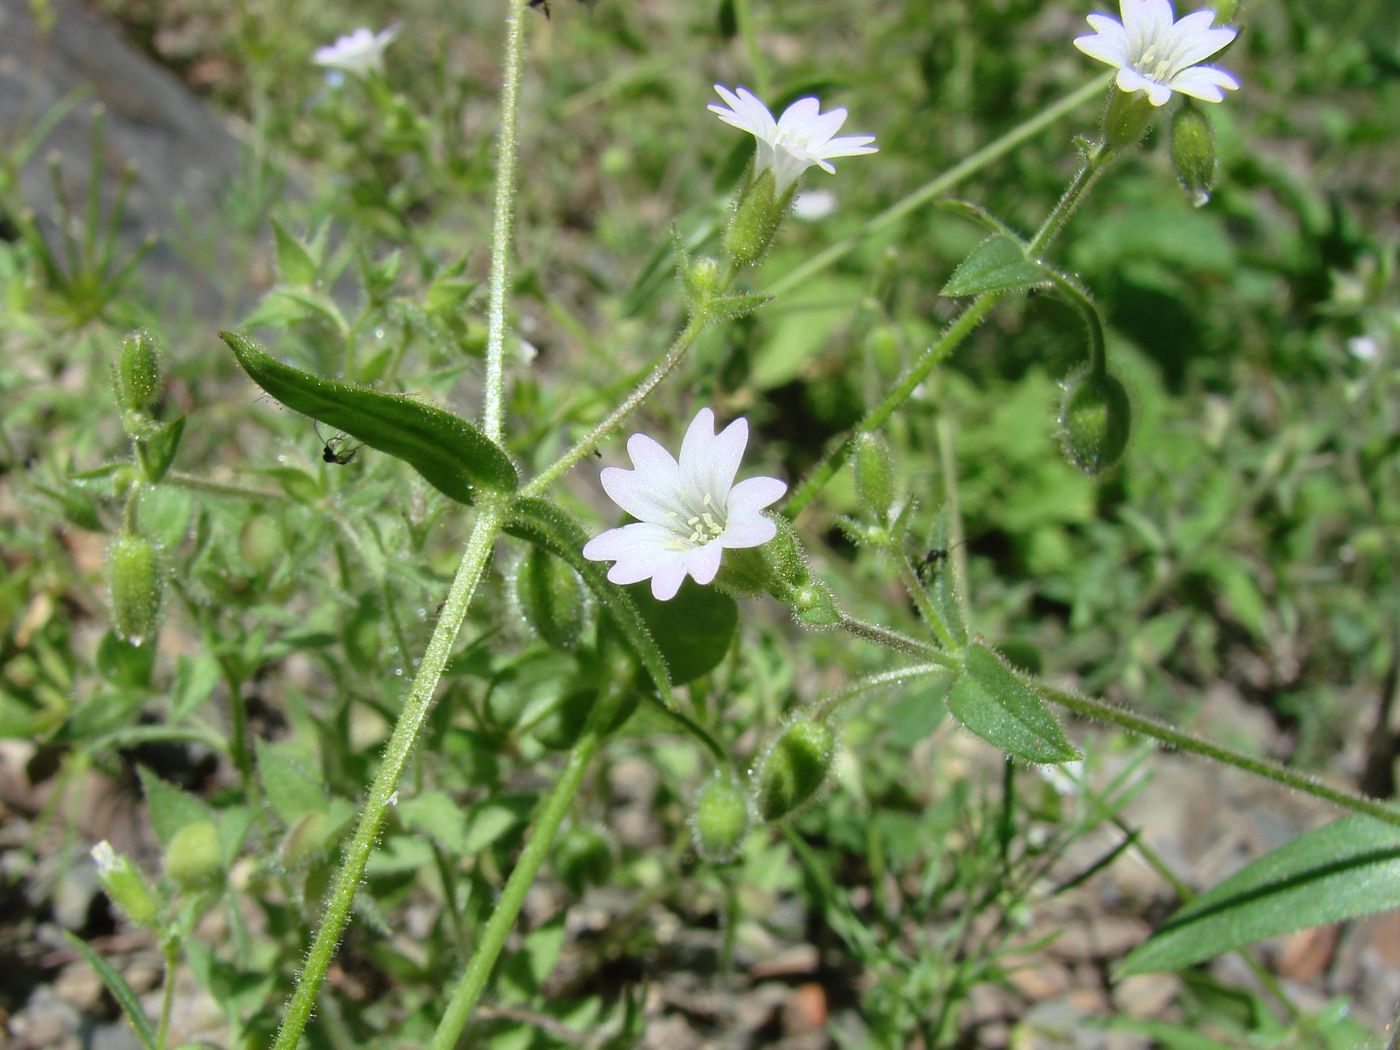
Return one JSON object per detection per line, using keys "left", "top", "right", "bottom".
{"left": 1136, "top": 44, "right": 1177, "bottom": 82}
{"left": 666, "top": 491, "right": 728, "bottom": 549}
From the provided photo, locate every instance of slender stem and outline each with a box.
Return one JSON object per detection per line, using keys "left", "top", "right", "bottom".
{"left": 523, "top": 311, "right": 708, "bottom": 496}
{"left": 645, "top": 696, "right": 728, "bottom": 764}
{"left": 163, "top": 471, "right": 288, "bottom": 503}
{"left": 816, "top": 662, "right": 951, "bottom": 719}
{"left": 431, "top": 719, "right": 604, "bottom": 1047}
{"left": 1041, "top": 684, "right": 1400, "bottom": 830}
{"left": 1039, "top": 267, "right": 1107, "bottom": 375}
{"left": 785, "top": 292, "right": 998, "bottom": 518}
{"left": 272, "top": 500, "right": 505, "bottom": 1050}
{"left": 934, "top": 420, "right": 972, "bottom": 627}
{"left": 482, "top": 0, "right": 530, "bottom": 442}
{"left": 155, "top": 938, "right": 179, "bottom": 1050}
{"left": 835, "top": 612, "right": 949, "bottom": 660}
{"left": 768, "top": 72, "right": 1113, "bottom": 298}
{"left": 892, "top": 549, "right": 959, "bottom": 651}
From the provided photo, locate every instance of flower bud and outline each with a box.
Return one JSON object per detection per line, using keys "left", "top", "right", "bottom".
{"left": 91, "top": 841, "right": 159, "bottom": 928}
{"left": 687, "top": 256, "right": 724, "bottom": 304}
{"left": 1101, "top": 88, "right": 1156, "bottom": 151}
{"left": 754, "top": 717, "right": 836, "bottom": 822}
{"left": 763, "top": 516, "right": 809, "bottom": 588}
{"left": 691, "top": 773, "right": 750, "bottom": 862}
{"left": 1170, "top": 104, "right": 1217, "bottom": 207}
{"left": 515, "top": 547, "right": 585, "bottom": 650}
{"left": 114, "top": 329, "right": 161, "bottom": 415}
{"left": 107, "top": 533, "right": 162, "bottom": 646}
{"left": 725, "top": 168, "right": 789, "bottom": 265}
{"left": 1059, "top": 369, "right": 1131, "bottom": 475}
{"left": 851, "top": 432, "right": 896, "bottom": 522}
{"left": 789, "top": 580, "right": 840, "bottom": 628}
{"left": 162, "top": 821, "right": 222, "bottom": 888}
{"left": 238, "top": 514, "right": 283, "bottom": 573}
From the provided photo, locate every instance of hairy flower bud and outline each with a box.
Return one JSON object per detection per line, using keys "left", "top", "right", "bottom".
{"left": 691, "top": 773, "right": 750, "bottom": 862}
{"left": 91, "top": 841, "right": 159, "bottom": 928}
{"left": 163, "top": 821, "right": 222, "bottom": 888}
{"left": 1170, "top": 104, "right": 1218, "bottom": 207}
{"left": 516, "top": 547, "right": 585, "bottom": 649}
{"left": 754, "top": 717, "right": 836, "bottom": 822}
{"left": 114, "top": 329, "right": 161, "bottom": 415}
{"left": 851, "top": 432, "right": 896, "bottom": 522}
{"left": 1059, "top": 369, "right": 1132, "bottom": 475}
{"left": 107, "top": 533, "right": 162, "bottom": 646}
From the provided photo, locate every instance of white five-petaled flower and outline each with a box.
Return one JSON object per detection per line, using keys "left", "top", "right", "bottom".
{"left": 312, "top": 26, "right": 401, "bottom": 77}
{"left": 582, "top": 408, "right": 787, "bottom": 601}
{"left": 708, "top": 85, "right": 878, "bottom": 193}
{"left": 1074, "top": 0, "right": 1239, "bottom": 106}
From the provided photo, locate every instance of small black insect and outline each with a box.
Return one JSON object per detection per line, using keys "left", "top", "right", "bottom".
{"left": 314, "top": 422, "right": 363, "bottom": 465}
{"left": 527, "top": 0, "right": 551, "bottom": 16}
{"left": 914, "top": 540, "right": 966, "bottom": 583}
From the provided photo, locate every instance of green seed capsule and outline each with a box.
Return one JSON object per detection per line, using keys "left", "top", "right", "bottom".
{"left": 115, "top": 329, "right": 161, "bottom": 414}
{"left": 852, "top": 432, "right": 896, "bottom": 522}
{"left": 91, "top": 841, "right": 159, "bottom": 928}
{"left": 1059, "top": 369, "right": 1132, "bottom": 476}
{"left": 691, "top": 774, "right": 751, "bottom": 862}
{"left": 516, "top": 546, "right": 585, "bottom": 649}
{"left": 1170, "top": 104, "right": 1218, "bottom": 207}
{"left": 163, "top": 821, "right": 222, "bottom": 888}
{"left": 754, "top": 717, "right": 836, "bottom": 822}
{"left": 107, "top": 533, "right": 162, "bottom": 646}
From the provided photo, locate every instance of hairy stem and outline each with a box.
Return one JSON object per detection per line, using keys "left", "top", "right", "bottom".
{"left": 272, "top": 500, "right": 505, "bottom": 1050}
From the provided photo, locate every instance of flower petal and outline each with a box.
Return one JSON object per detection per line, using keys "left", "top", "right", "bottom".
{"left": 582, "top": 521, "right": 674, "bottom": 562}
{"left": 649, "top": 559, "right": 689, "bottom": 601}
{"left": 680, "top": 411, "right": 748, "bottom": 503}
{"left": 776, "top": 96, "right": 822, "bottom": 136}
{"left": 1168, "top": 64, "right": 1240, "bottom": 102}
{"left": 686, "top": 542, "right": 724, "bottom": 586}
{"left": 720, "top": 513, "right": 777, "bottom": 549}
{"left": 818, "top": 134, "right": 879, "bottom": 159}
{"left": 600, "top": 466, "right": 684, "bottom": 525}
{"left": 1075, "top": 27, "right": 1130, "bottom": 67}
{"left": 1168, "top": 16, "right": 1236, "bottom": 68}
{"left": 726, "top": 475, "right": 787, "bottom": 513}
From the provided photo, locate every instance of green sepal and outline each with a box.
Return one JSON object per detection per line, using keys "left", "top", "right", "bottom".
{"left": 134, "top": 415, "right": 184, "bottom": 483}
{"left": 704, "top": 291, "right": 773, "bottom": 323}
{"left": 503, "top": 497, "right": 675, "bottom": 708}
{"left": 221, "top": 331, "right": 518, "bottom": 505}
{"left": 947, "top": 642, "right": 1080, "bottom": 763}
{"left": 941, "top": 235, "right": 1050, "bottom": 297}
{"left": 271, "top": 219, "right": 318, "bottom": 286}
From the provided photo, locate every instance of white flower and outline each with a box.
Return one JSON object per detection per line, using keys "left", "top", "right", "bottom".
{"left": 583, "top": 408, "right": 787, "bottom": 601}
{"left": 708, "top": 85, "right": 877, "bottom": 193}
{"left": 1074, "top": 0, "right": 1239, "bottom": 107}
{"left": 312, "top": 26, "right": 400, "bottom": 77}
{"left": 793, "top": 189, "right": 838, "bottom": 222}
{"left": 91, "top": 840, "right": 118, "bottom": 874}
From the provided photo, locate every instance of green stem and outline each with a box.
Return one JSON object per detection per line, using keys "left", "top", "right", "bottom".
{"left": 815, "top": 662, "right": 951, "bottom": 720}
{"left": 785, "top": 292, "right": 998, "bottom": 518}
{"left": 154, "top": 938, "right": 179, "bottom": 1050}
{"left": 768, "top": 72, "right": 1113, "bottom": 298}
{"left": 482, "top": 0, "right": 530, "bottom": 442}
{"left": 431, "top": 719, "right": 604, "bottom": 1047}
{"left": 523, "top": 311, "right": 709, "bottom": 496}
{"left": 934, "top": 420, "right": 972, "bottom": 627}
{"left": 272, "top": 500, "right": 505, "bottom": 1050}
{"left": 892, "top": 548, "right": 959, "bottom": 651}
{"left": 835, "top": 612, "right": 949, "bottom": 660}
{"left": 1041, "top": 684, "right": 1400, "bottom": 830}
{"left": 163, "top": 471, "right": 288, "bottom": 503}
{"left": 1025, "top": 153, "right": 1106, "bottom": 257}
{"left": 1039, "top": 267, "right": 1107, "bottom": 375}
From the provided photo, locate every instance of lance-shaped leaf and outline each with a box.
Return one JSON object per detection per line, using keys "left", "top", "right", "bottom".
{"left": 941, "top": 235, "right": 1050, "bottom": 297}
{"left": 221, "top": 331, "right": 517, "bottom": 505}
{"left": 64, "top": 932, "right": 157, "bottom": 1050}
{"left": 1118, "top": 815, "right": 1400, "bottom": 976}
{"left": 504, "top": 497, "right": 674, "bottom": 708}
{"left": 947, "top": 642, "right": 1080, "bottom": 763}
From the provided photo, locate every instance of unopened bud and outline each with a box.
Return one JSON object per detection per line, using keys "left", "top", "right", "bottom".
{"left": 725, "top": 168, "right": 788, "bottom": 265}
{"left": 1059, "top": 369, "right": 1131, "bottom": 475}
{"left": 852, "top": 432, "right": 896, "bottom": 522}
{"left": 754, "top": 717, "right": 836, "bottom": 822}
{"left": 516, "top": 547, "right": 585, "bottom": 650}
{"left": 115, "top": 329, "right": 161, "bottom": 415}
{"left": 687, "top": 256, "right": 724, "bottom": 303}
{"left": 1170, "top": 104, "right": 1217, "bottom": 207}
{"left": 1102, "top": 88, "right": 1157, "bottom": 151}
{"left": 107, "top": 533, "right": 162, "bottom": 646}
{"left": 163, "top": 821, "right": 222, "bottom": 888}
{"left": 763, "top": 517, "right": 809, "bottom": 588}
{"left": 91, "top": 841, "right": 159, "bottom": 928}
{"left": 691, "top": 773, "right": 750, "bottom": 861}
{"left": 789, "top": 580, "right": 840, "bottom": 628}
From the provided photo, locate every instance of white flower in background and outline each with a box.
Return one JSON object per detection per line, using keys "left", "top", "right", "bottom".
{"left": 1074, "top": 0, "right": 1239, "bottom": 106}
{"left": 91, "top": 840, "right": 118, "bottom": 874}
{"left": 312, "top": 26, "right": 401, "bottom": 77}
{"left": 793, "top": 189, "right": 838, "bottom": 222}
{"left": 583, "top": 408, "right": 787, "bottom": 601}
{"left": 708, "top": 85, "right": 878, "bottom": 193}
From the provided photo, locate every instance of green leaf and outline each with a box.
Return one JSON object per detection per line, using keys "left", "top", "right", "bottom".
{"left": 947, "top": 643, "right": 1080, "bottom": 763}
{"left": 271, "top": 219, "right": 318, "bottom": 286}
{"left": 255, "top": 739, "right": 329, "bottom": 826}
{"left": 399, "top": 790, "right": 472, "bottom": 855}
{"left": 941, "top": 235, "right": 1049, "bottom": 297}
{"left": 134, "top": 415, "right": 184, "bottom": 483}
{"left": 630, "top": 580, "right": 737, "bottom": 685}
{"left": 462, "top": 795, "right": 536, "bottom": 855}
{"left": 62, "top": 932, "right": 156, "bottom": 1049}
{"left": 138, "top": 766, "right": 214, "bottom": 848}
{"left": 504, "top": 498, "right": 674, "bottom": 707}
{"left": 222, "top": 331, "right": 518, "bottom": 505}
{"left": 1118, "top": 815, "right": 1400, "bottom": 976}
{"left": 705, "top": 291, "right": 773, "bottom": 322}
